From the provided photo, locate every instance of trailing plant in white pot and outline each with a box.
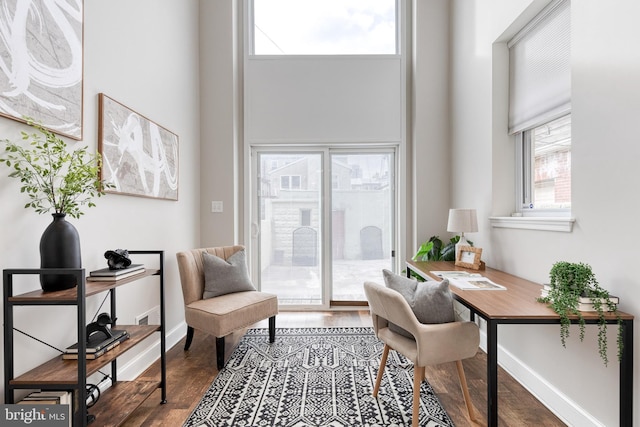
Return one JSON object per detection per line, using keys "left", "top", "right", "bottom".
{"left": 537, "top": 261, "right": 622, "bottom": 366}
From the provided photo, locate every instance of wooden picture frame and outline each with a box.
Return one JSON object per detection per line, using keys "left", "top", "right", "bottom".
{"left": 0, "top": 0, "right": 84, "bottom": 140}
{"left": 455, "top": 246, "right": 484, "bottom": 270}
{"left": 98, "top": 93, "right": 179, "bottom": 200}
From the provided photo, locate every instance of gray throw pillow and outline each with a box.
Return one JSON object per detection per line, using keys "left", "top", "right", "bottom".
{"left": 202, "top": 249, "right": 256, "bottom": 299}
{"left": 382, "top": 269, "right": 455, "bottom": 338}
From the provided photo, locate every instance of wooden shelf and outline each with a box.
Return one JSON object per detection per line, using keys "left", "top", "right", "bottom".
{"left": 89, "top": 380, "right": 161, "bottom": 427}
{"left": 8, "top": 269, "right": 161, "bottom": 303}
{"left": 4, "top": 250, "right": 166, "bottom": 426}
{"left": 10, "top": 325, "right": 159, "bottom": 385}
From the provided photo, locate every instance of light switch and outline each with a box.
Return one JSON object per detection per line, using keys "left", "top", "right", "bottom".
{"left": 211, "top": 201, "right": 223, "bottom": 213}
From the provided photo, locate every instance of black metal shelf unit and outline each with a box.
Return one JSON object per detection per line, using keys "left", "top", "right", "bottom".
{"left": 3, "top": 250, "right": 166, "bottom": 427}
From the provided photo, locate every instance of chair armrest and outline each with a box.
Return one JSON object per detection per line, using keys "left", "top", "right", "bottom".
{"left": 369, "top": 311, "right": 389, "bottom": 334}
{"left": 414, "top": 321, "right": 480, "bottom": 366}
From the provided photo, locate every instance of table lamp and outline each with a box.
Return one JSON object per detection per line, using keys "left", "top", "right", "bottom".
{"left": 447, "top": 208, "right": 478, "bottom": 258}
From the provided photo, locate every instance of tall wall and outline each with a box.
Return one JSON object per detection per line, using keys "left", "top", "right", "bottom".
{"left": 410, "top": 0, "right": 451, "bottom": 253}
{"left": 199, "top": 0, "right": 242, "bottom": 247}
{"left": 0, "top": 0, "right": 200, "bottom": 389}
{"left": 450, "top": 0, "right": 640, "bottom": 425}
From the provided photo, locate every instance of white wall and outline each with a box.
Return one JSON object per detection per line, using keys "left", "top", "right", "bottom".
{"left": 246, "top": 57, "right": 402, "bottom": 143}
{"left": 450, "top": 0, "right": 640, "bottom": 425}
{"left": 199, "top": 0, "right": 242, "bottom": 247}
{"left": 410, "top": 0, "right": 451, "bottom": 254}
{"left": 0, "top": 0, "right": 200, "bottom": 390}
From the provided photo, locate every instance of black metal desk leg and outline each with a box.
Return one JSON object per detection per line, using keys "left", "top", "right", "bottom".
{"left": 620, "top": 319, "right": 633, "bottom": 427}
{"left": 487, "top": 319, "right": 498, "bottom": 427}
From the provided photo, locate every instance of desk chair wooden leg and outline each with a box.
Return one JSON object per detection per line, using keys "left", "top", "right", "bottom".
{"left": 455, "top": 360, "right": 475, "bottom": 421}
{"left": 413, "top": 365, "right": 425, "bottom": 427}
{"left": 184, "top": 326, "right": 194, "bottom": 351}
{"left": 373, "top": 344, "right": 391, "bottom": 397}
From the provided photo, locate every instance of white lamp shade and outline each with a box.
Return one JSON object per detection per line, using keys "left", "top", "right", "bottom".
{"left": 447, "top": 209, "right": 478, "bottom": 233}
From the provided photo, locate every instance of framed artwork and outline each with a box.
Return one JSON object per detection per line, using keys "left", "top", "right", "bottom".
{"left": 455, "top": 246, "right": 484, "bottom": 270}
{"left": 98, "top": 93, "right": 179, "bottom": 200}
{"left": 0, "top": 0, "right": 84, "bottom": 140}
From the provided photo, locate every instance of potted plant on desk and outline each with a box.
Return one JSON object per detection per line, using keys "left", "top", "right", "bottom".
{"left": 408, "top": 235, "right": 472, "bottom": 280}
{"left": 537, "top": 261, "right": 622, "bottom": 366}
{"left": 0, "top": 120, "right": 109, "bottom": 291}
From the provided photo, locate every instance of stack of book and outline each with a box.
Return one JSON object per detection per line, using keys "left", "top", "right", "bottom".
{"left": 87, "top": 264, "right": 145, "bottom": 281}
{"left": 540, "top": 284, "right": 619, "bottom": 311}
{"left": 63, "top": 329, "right": 130, "bottom": 360}
{"left": 18, "top": 391, "right": 72, "bottom": 426}
{"left": 18, "top": 390, "right": 72, "bottom": 405}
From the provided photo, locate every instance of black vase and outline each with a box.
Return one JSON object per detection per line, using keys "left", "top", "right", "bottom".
{"left": 40, "top": 213, "right": 81, "bottom": 291}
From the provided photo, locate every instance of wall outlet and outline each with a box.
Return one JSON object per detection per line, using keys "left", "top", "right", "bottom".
{"left": 211, "top": 201, "right": 223, "bottom": 213}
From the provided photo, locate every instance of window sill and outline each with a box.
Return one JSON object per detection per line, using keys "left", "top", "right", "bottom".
{"left": 489, "top": 216, "right": 575, "bottom": 232}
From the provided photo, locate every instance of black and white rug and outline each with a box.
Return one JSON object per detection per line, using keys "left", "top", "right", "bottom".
{"left": 184, "top": 327, "right": 454, "bottom": 427}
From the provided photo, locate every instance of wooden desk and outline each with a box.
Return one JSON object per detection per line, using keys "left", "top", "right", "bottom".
{"left": 406, "top": 260, "right": 634, "bottom": 427}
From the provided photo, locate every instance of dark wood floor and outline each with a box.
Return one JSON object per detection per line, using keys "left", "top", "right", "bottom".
{"left": 119, "top": 311, "right": 566, "bottom": 427}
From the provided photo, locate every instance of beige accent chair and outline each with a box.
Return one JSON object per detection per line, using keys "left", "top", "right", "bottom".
{"left": 363, "top": 281, "right": 479, "bottom": 427}
{"left": 176, "top": 245, "right": 278, "bottom": 369}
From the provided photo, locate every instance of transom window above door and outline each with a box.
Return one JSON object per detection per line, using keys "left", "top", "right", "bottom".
{"left": 250, "top": 0, "right": 398, "bottom": 55}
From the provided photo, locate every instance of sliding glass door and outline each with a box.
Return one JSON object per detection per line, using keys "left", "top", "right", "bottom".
{"left": 330, "top": 152, "right": 394, "bottom": 301}
{"left": 252, "top": 148, "right": 395, "bottom": 307}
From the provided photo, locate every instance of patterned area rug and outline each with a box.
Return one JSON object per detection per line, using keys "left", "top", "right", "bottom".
{"left": 184, "top": 327, "right": 454, "bottom": 427}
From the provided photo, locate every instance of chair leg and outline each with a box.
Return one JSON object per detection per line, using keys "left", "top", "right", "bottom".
{"left": 269, "top": 316, "right": 276, "bottom": 342}
{"left": 413, "top": 365, "right": 425, "bottom": 427}
{"left": 216, "top": 336, "right": 225, "bottom": 370}
{"left": 455, "top": 360, "right": 475, "bottom": 421}
{"left": 373, "top": 344, "right": 390, "bottom": 397}
{"left": 184, "top": 326, "right": 194, "bottom": 351}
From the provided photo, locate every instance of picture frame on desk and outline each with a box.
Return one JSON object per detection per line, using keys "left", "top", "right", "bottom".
{"left": 456, "top": 246, "right": 484, "bottom": 270}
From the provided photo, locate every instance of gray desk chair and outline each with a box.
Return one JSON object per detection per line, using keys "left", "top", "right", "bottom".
{"left": 363, "top": 280, "right": 479, "bottom": 427}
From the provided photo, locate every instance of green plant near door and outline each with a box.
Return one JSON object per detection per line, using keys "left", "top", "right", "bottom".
{"left": 537, "top": 261, "right": 622, "bottom": 366}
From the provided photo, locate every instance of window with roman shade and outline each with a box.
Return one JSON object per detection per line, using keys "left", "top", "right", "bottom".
{"left": 508, "top": 0, "right": 571, "bottom": 135}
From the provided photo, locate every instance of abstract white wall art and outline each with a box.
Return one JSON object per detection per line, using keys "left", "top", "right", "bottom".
{"left": 0, "top": 0, "right": 84, "bottom": 140}
{"left": 98, "top": 94, "right": 179, "bottom": 201}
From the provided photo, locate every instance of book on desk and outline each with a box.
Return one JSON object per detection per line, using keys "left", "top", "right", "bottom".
{"left": 539, "top": 285, "right": 619, "bottom": 311}
{"left": 430, "top": 271, "right": 506, "bottom": 290}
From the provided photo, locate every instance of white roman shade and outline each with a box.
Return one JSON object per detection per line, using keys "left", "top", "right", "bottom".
{"left": 508, "top": 0, "right": 571, "bottom": 134}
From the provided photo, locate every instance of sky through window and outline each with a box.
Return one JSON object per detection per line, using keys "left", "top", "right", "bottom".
{"left": 252, "top": 0, "right": 397, "bottom": 55}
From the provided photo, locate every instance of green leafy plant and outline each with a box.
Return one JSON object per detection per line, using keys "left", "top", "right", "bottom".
{"left": 407, "top": 235, "right": 469, "bottom": 281}
{"left": 0, "top": 120, "right": 109, "bottom": 219}
{"left": 537, "top": 261, "right": 622, "bottom": 366}
{"left": 413, "top": 235, "right": 468, "bottom": 262}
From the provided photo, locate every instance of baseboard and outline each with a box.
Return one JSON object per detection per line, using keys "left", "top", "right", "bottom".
{"left": 478, "top": 327, "right": 606, "bottom": 427}
{"left": 117, "top": 321, "right": 187, "bottom": 381}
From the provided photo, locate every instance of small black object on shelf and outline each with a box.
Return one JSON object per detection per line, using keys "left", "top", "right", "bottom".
{"left": 86, "top": 312, "right": 117, "bottom": 341}
{"left": 104, "top": 249, "right": 131, "bottom": 270}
